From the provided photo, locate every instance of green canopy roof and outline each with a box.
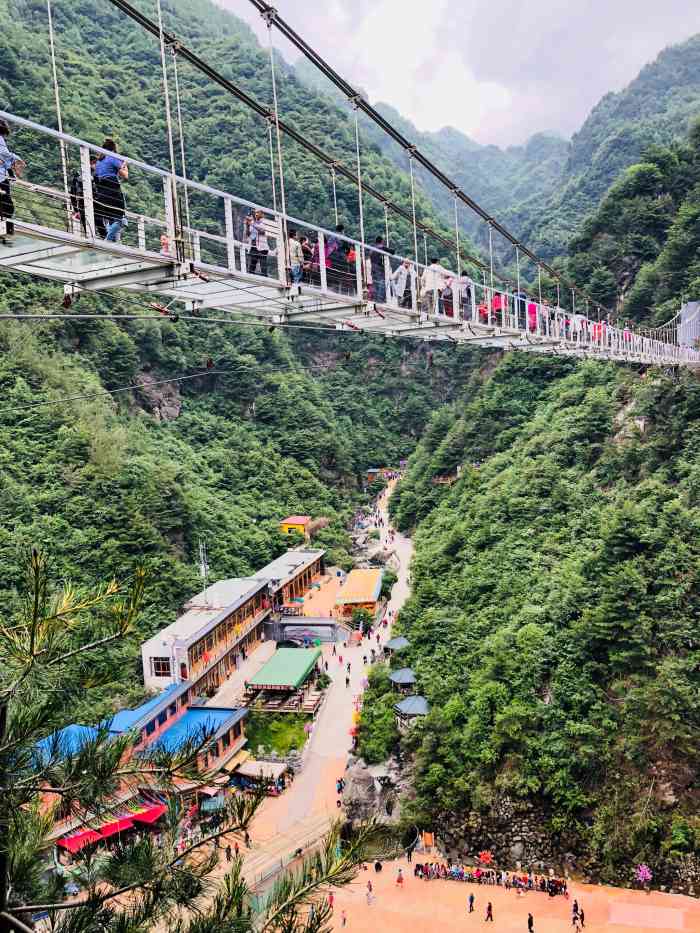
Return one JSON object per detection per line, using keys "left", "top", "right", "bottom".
{"left": 249, "top": 648, "right": 321, "bottom": 690}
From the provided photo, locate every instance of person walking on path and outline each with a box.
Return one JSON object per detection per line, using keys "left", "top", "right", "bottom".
{"left": 345, "top": 675, "right": 350, "bottom": 688}
{"left": 485, "top": 901, "right": 494, "bottom": 922}
{"left": 579, "top": 908, "right": 585, "bottom": 928}
{"left": 468, "top": 893, "right": 475, "bottom": 913}
{"left": 341, "top": 908, "right": 347, "bottom": 927}
{"left": 332, "top": 643, "right": 337, "bottom": 656}
{"left": 225, "top": 844, "right": 232, "bottom": 862}
{"left": 528, "top": 913, "right": 534, "bottom": 932}
{"left": 396, "top": 868, "right": 404, "bottom": 888}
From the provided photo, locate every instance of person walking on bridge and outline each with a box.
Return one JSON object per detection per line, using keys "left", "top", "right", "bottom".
{"left": 94, "top": 138, "right": 129, "bottom": 242}
{"left": 245, "top": 209, "right": 269, "bottom": 276}
{"left": 0, "top": 119, "right": 26, "bottom": 239}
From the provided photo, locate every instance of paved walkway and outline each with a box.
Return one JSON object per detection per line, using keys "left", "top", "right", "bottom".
{"left": 207, "top": 482, "right": 413, "bottom": 885}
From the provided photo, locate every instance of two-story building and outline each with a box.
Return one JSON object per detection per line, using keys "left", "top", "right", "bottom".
{"left": 255, "top": 548, "right": 326, "bottom": 611}
{"left": 141, "top": 549, "right": 326, "bottom": 693}
{"left": 141, "top": 578, "right": 271, "bottom": 694}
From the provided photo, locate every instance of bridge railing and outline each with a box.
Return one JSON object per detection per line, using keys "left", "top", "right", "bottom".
{"left": 2, "top": 110, "right": 698, "bottom": 365}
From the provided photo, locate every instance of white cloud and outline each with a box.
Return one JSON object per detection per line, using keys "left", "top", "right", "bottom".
{"left": 219, "top": 0, "right": 700, "bottom": 145}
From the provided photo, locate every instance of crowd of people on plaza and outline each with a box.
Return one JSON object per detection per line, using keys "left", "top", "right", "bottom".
{"left": 412, "top": 861, "right": 570, "bottom": 898}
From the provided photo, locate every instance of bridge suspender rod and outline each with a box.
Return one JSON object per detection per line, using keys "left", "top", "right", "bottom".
{"left": 264, "top": 10, "right": 289, "bottom": 274}
{"left": 330, "top": 167, "right": 338, "bottom": 225}
{"left": 46, "top": 0, "right": 69, "bottom": 201}
{"left": 537, "top": 266, "right": 542, "bottom": 304}
{"left": 352, "top": 105, "right": 366, "bottom": 277}
{"left": 408, "top": 155, "right": 419, "bottom": 268}
{"left": 488, "top": 223, "right": 494, "bottom": 291}
{"left": 155, "top": 0, "right": 181, "bottom": 255}
{"left": 104, "top": 0, "right": 496, "bottom": 286}
{"left": 384, "top": 203, "right": 390, "bottom": 247}
{"left": 267, "top": 120, "right": 278, "bottom": 212}
{"left": 454, "top": 197, "right": 461, "bottom": 282}
{"left": 515, "top": 246, "right": 520, "bottom": 296}
{"left": 251, "top": 0, "right": 612, "bottom": 320}
{"left": 171, "top": 46, "right": 191, "bottom": 235}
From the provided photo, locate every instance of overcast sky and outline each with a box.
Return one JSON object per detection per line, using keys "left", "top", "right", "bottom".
{"left": 220, "top": 0, "right": 700, "bottom": 146}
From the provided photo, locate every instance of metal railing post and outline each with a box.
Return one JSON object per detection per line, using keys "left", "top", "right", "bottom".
{"left": 79, "top": 145, "right": 95, "bottom": 238}
{"left": 137, "top": 217, "right": 146, "bottom": 251}
{"left": 224, "top": 198, "right": 237, "bottom": 272}
{"left": 163, "top": 176, "right": 177, "bottom": 254}
{"left": 318, "top": 231, "right": 327, "bottom": 291}
{"left": 355, "top": 246, "right": 363, "bottom": 300}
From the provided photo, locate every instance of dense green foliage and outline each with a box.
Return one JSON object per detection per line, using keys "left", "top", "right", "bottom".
{"left": 376, "top": 354, "right": 700, "bottom": 884}
{"left": 244, "top": 711, "right": 309, "bottom": 756}
{"left": 0, "top": 0, "right": 477, "bottom": 724}
{"left": 567, "top": 120, "right": 700, "bottom": 324}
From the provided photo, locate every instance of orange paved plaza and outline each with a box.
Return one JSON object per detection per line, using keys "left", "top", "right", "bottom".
{"left": 330, "top": 857, "right": 700, "bottom": 932}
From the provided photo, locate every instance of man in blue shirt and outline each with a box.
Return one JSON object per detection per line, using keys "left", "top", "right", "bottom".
{"left": 0, "top": 119, "right": 26, "bottom": 238}
{"left": 93, "top": 138, "right": 128, "bottom": 241}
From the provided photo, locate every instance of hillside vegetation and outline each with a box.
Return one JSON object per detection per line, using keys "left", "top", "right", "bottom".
{"left": 567, "top": 119, "right": 700, "bottom": 324}
{"left": 362, "top": 354, "right": 700, "bottom": 885}
{"left": 0, "top": 0, "right": 478, "bottom": 720}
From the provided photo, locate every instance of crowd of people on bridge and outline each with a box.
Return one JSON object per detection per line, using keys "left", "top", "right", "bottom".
{"left": 0, "top": 120, "right": 680, "bottom": 360}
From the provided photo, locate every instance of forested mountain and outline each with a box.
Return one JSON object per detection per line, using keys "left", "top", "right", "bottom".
{"left": 566, "top": 119, "right": 700, "bottom": 325}
{"left": 362, "top": 355, "right": 700, "bottom": 887}
{"left": 302, "top": 34, "right": 700, "bottom": 263}
{"left": 0, "top": 0, "right": 478, "bottom": 719}
{"left": 3, "top": 0, "right": 700, "bottom": 891}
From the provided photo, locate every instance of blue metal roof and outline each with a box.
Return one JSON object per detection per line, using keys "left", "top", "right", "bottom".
{"left": 107, "top": 684, "right": 181, "bottom": 734}
{"left": 36, "top": 724, "right": 100, "bottom": 761}
{"left": 154, "top": 707, "right": 247, "bottom": 753}
{"left": 394, "top": 695, "right": 429, "bottom": 716}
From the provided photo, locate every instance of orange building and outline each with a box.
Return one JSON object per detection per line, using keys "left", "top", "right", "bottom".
{"left": 335, "top": 568, "right": 383, "bottom": 624}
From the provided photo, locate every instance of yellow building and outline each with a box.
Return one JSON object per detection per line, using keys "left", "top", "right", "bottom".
{"left": 335, "top": 568, "right": 383, "bottom": 624}
{"left": 279, "top": 515, "right": 311, "bottom": 539}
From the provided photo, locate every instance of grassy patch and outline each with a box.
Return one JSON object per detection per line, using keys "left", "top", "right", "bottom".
{"left": 245, "top": 712, "right": 310, "bottom": 756}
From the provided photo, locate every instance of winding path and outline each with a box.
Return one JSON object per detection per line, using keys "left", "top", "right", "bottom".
{"left": 215, "top": 483, "right": 413, "bottom": 886}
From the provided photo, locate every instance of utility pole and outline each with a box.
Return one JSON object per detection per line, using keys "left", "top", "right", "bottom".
{"left": 198, "top": 538, "right": 210, "bottom": 607}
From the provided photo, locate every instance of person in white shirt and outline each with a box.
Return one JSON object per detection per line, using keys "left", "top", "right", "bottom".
{"left": 421, "top": 257, "right": 449, "bottom": 314}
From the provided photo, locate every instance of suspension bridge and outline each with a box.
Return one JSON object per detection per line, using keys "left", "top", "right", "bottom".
{"left": 0, "top": 0, "right": 697, "bottom": 367}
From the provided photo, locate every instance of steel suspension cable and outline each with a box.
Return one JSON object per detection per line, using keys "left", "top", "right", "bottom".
{"left": 104, "top": 0, "right": 496, "bottom": 285}
{"left": 46, "top": 0, "right": 69, "bottom": 201}
{"left": 251, "top": 0, "right": 623, "bottom": 319}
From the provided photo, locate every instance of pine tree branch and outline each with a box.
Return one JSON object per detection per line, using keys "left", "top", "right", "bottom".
{"left": 11, "top": 811, "right": 261, "bottom": 914}
{"left": 0, "top": 910, "right": 35, "bottom": 933}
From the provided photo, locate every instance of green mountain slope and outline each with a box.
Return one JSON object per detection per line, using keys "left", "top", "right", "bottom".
{"left": 0, "top": 0, "right": 478, "bottom": 720}
{"left": 363, "top": 355, "right": 700, "bottom": 887}
{"left": 511, "top": 34, "right": 700, "bottom": 259}
{"left": 565, "top": 119, "right": 700, "bottom": 325}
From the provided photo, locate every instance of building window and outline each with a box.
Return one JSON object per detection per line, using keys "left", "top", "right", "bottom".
{"left": 151, "top": 657, "right": 171, "bottom": 678}
{"left": 145, "top": 720, "right": 156, "bottom": 736}
{"left": 158, "top": 710, "right": 167, "bottom": 726}
{"left": 233, "top": 720, "right": 242, "bottom": 739}
{"left": 169, "top": 703, "right": 177, "bottom": 716}
{"left": 222, "top": 730, "right": 230, "bottom": 749}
